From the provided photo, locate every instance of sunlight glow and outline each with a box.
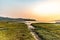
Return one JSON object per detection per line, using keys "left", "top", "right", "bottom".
{"left": 32, "top": 2, "right": 60, "bottom": 16}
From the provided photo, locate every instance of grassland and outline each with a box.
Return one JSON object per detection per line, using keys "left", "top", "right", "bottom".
{"left": 0, "top": 21, "right": 35, "bottom": 40}
{"left": 31, "top": 23, "right": 60, "bottom": 40}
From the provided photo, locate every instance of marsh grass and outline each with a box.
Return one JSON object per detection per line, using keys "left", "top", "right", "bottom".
{"left": 31, "top": 23, "right": 60, "bottom": 40}
{"left": 0, "top": 21, "right": 35, "bottom": 40}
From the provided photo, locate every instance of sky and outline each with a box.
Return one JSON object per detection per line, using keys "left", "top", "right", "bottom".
{"left": 0, "top": 0, "right": 60, "bottom": 22}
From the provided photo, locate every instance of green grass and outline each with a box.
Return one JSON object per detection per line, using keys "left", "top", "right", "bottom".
{"left": 0, "top": 21, "right": 35, "bottom": 40}
{"left": 31, "top": 23, "right": 60, "bottom": 40}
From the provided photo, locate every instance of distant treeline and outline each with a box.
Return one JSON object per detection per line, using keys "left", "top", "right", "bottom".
{"left": 0, "top": 17, "right": 36, "bottom": 21}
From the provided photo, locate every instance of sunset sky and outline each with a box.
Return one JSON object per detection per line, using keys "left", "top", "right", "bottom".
{"left": 0, "top": 0, "right": 60, "bottom": 22}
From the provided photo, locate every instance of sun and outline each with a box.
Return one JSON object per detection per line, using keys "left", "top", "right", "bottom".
{"left": 32, "top": 2, "right": 60, "bottom": 16}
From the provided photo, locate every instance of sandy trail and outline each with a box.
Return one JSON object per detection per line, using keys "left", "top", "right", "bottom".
{"left": 25, "top": 21, "right": 41, "bottom": 40}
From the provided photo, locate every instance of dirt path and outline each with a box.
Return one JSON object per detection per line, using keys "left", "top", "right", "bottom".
{"left": 25, "top": 21, "right": 41, "bottom": 40}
